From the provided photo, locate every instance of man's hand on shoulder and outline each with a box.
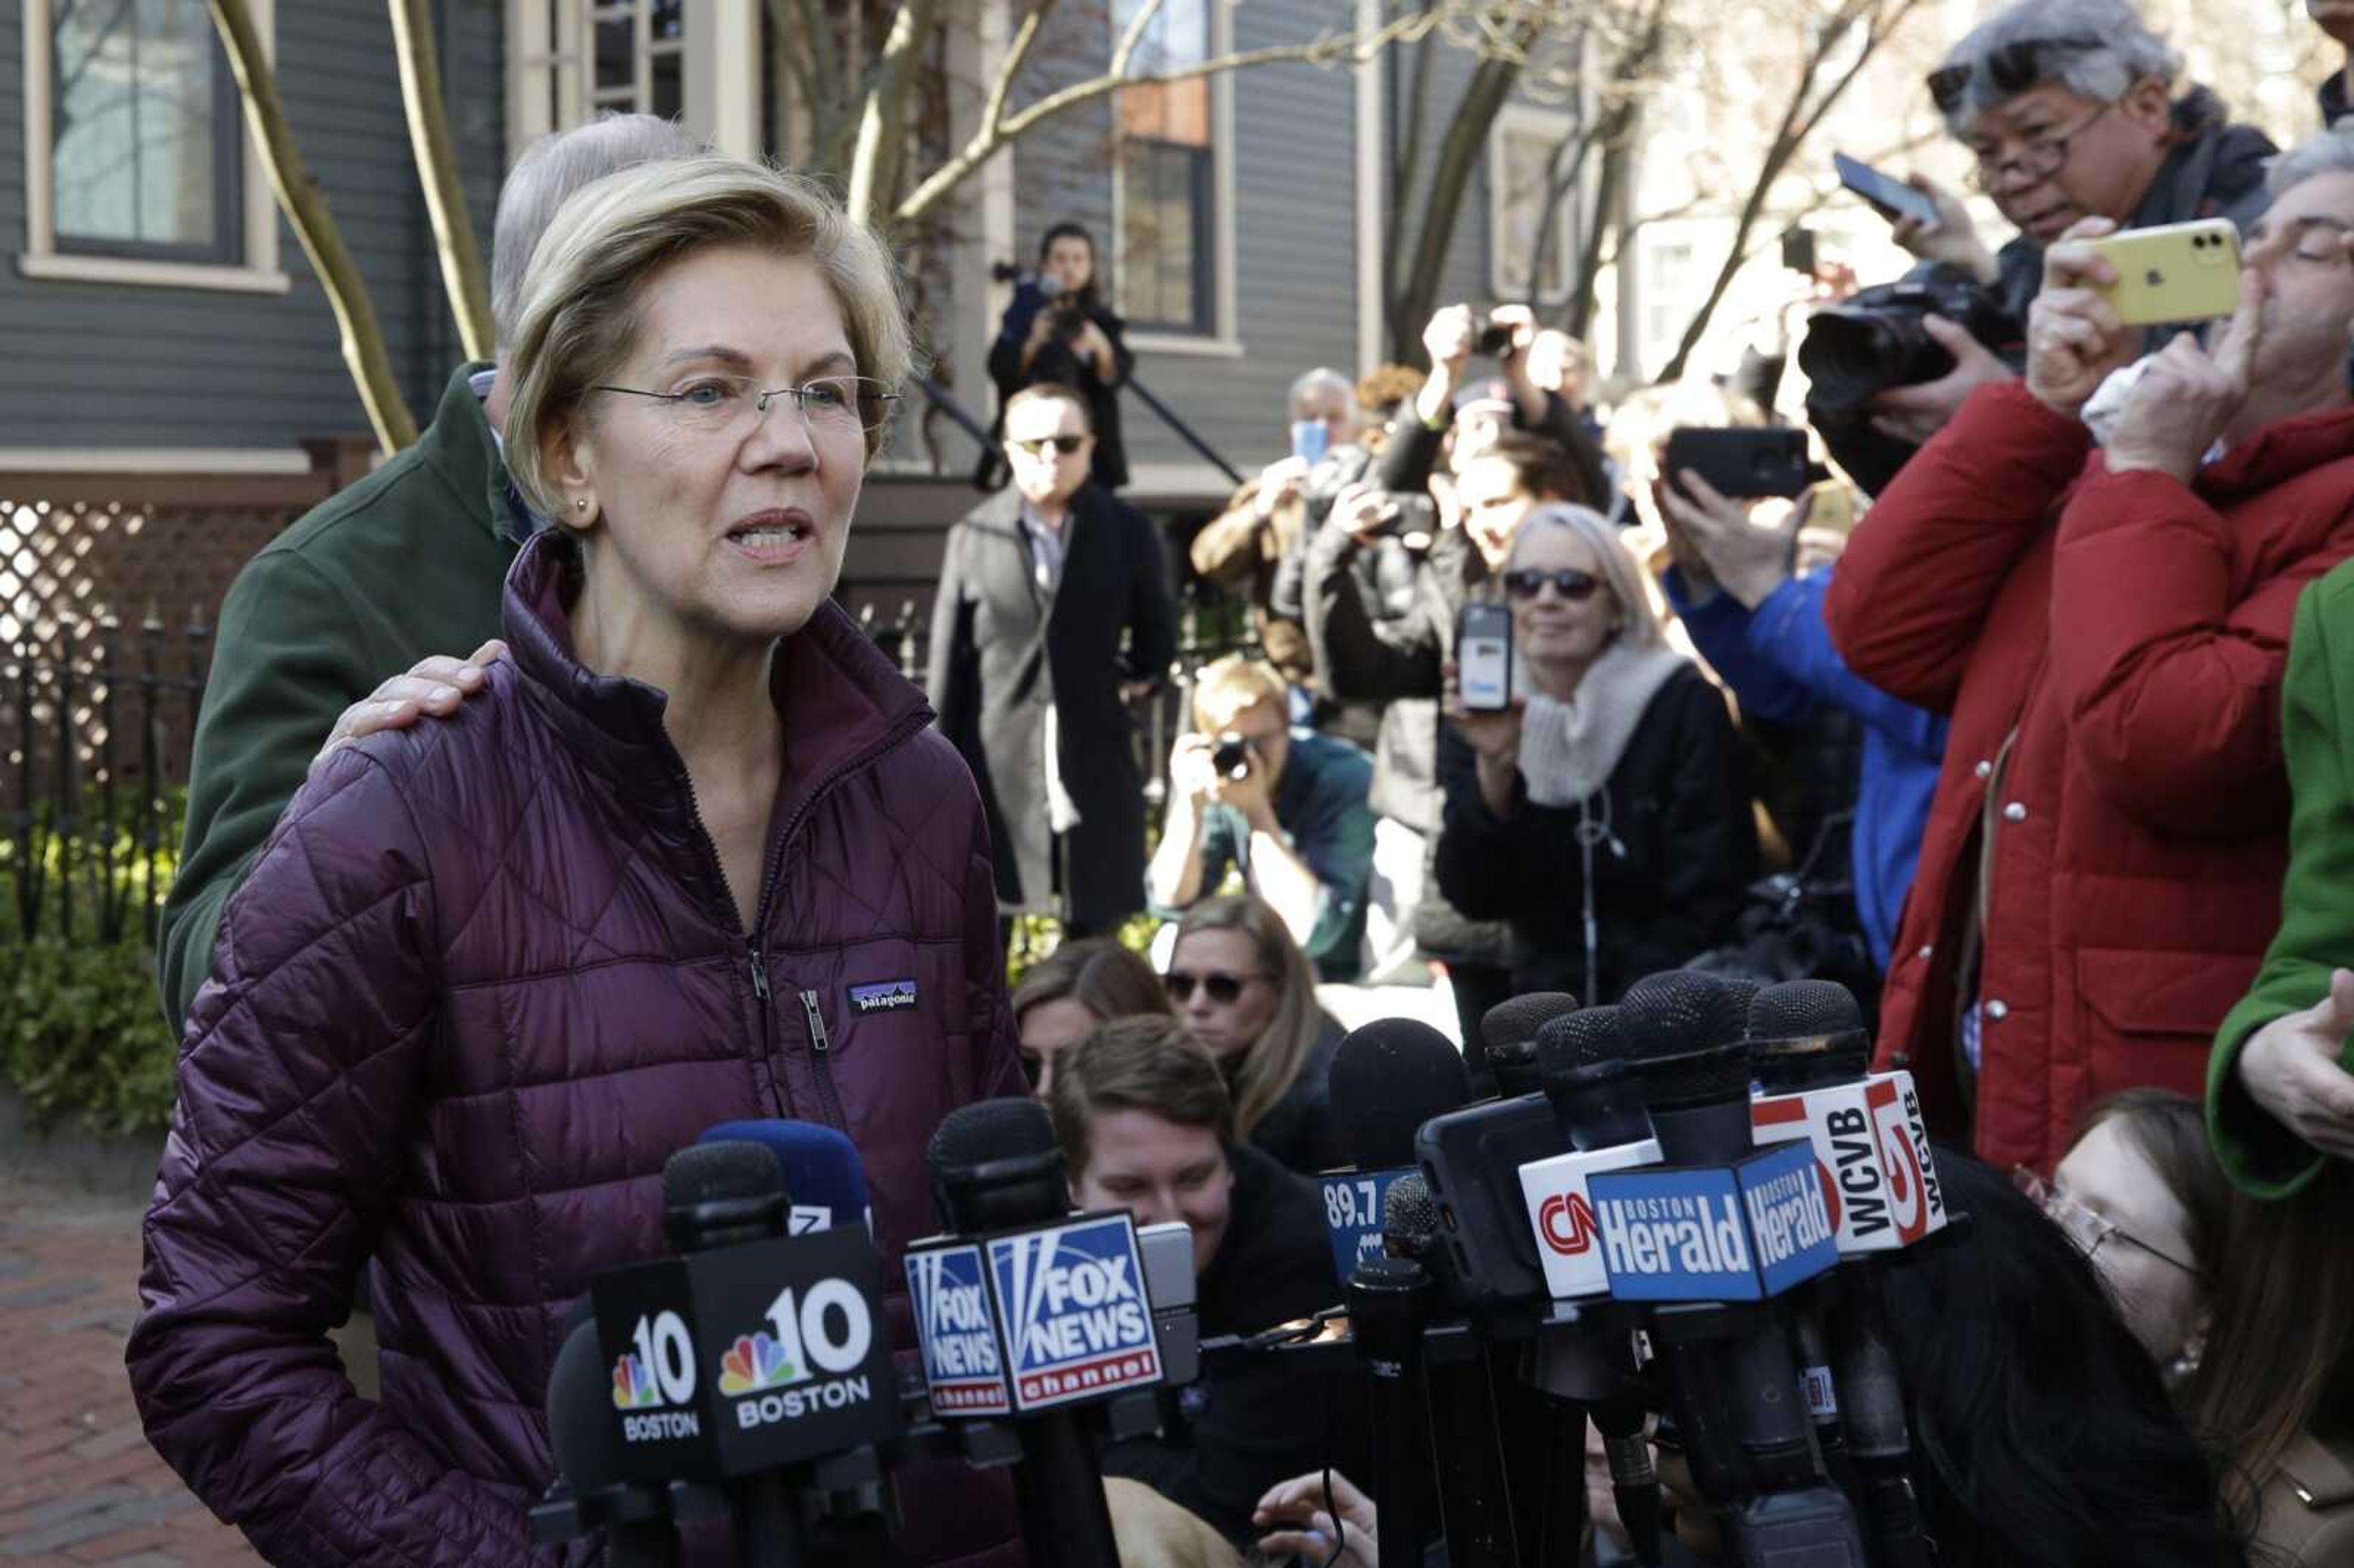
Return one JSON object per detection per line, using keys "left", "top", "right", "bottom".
{"left": 310, "top": 639, "right": 508, "bottom": 774}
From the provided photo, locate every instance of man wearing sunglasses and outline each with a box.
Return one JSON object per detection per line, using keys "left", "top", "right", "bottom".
{"left": 1824, "top": 122, "right": 2354, "bottom": 1178}
{"left": 929, "top": 383, "right": 1178, "bottom": 943}
{"left": 1866, "top": 0, "right": 2274, "bottom": 451}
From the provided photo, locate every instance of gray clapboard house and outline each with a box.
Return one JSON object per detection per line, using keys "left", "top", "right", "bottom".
{"left": 0, "top": 0, "right": 1574, "bottom": 636}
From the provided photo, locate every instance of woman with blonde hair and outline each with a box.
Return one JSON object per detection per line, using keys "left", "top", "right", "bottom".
{"left": 1011, "top": 935, "right": 1170, "bottom": 1094}
{"left": 1438, "top": 503, "right": 1756, "bottom": 1003}
{"left": 126, "top": 156, "right": 1024, "bottom": 1566}
{"left": 1166, "top": 894, "right": 1345, "bottom": 1174}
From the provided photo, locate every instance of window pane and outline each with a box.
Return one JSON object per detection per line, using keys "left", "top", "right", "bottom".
{"left": 651, "top": 0, "right": 684, "bottom": 43}
{"left": 650, "top": 51, "right": 682, "bottom": 118}
{"left": 594, "top": 16, "right": 634, "bottom": 94}
{"left": 53, "top": 0, "right": 231, "bottom": 257}
{"left": 1113, "top": 0, "right": 1206, "bottom": 73}
{"left": 1122, "top": 140, "right": 1204, "bottom": 332}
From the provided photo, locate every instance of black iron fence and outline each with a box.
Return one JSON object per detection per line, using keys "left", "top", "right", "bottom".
{"left": 3, "top": 584, "right": 1260, "bottom": 952}
{"left": 3, "top": 615, "right": 213, "bottom": 948}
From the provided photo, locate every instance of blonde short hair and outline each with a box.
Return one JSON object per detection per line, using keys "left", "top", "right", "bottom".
{"left": 1190, "top": 655, "right": 1289, "bottom": 734}
{"left": 1505, "top": 503, "right": 1666, "bottom": 650}
{"left": 502, "top": 155, "right": 914, "bottom": 516}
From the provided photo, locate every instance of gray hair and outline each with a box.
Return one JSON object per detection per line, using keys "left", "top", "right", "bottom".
{"left": 1935, "top": 0, "right": 2181, "bottom": 137}
{"left": 491, "top": 113, "right": 706, "bottom": 351}
{"left": 1287, "top": 367, "right": 1354, "bottom": 417}
{"left": 1503, "top": 503, "right": 1665, "bottom": 650}
{"left": 2268, "top": 120, "right": 2354, "bottom": 197}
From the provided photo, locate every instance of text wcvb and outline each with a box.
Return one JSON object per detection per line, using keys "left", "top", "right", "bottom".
{"left": 906, "top": 1244, "right": 1011, "bottom": 1416}
{"left": 986, "top": 1214, "right": 1162, "bottom": 1412}
{"left": 722, "top": 1280, "right": 877, "bottom": 1431}
{"left": 1586, "top": 1142, "right": 1838, "bottom": 1303}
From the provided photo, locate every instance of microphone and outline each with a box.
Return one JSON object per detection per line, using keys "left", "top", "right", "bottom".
{"left": 1596, "top": 971, "right": 1864, "bottom": 1568}
{"left": 543, "top": 1319, "right": 683, "bottom": 1567}
{"left": 1480, "top": 992, "right": 1580, "bottom": 1098}
{"left": 1350, "top": 1181, "right": 1439, "bottom": 1568}
{"left": 1321, "top": 1019, "right": 1472, "bottom": 1283}
{"left": 1382, "top": 1174, "right": 1521, "bottom": 1568}
{"left": 1746, "top": 981, "right": 1943, "bottom": 1568}
{"left": 700, "top": 1121, "right": 870, "bottom": 1235}
{"left": 923, "top": 1098, "right": 1130, "bottom": 1568}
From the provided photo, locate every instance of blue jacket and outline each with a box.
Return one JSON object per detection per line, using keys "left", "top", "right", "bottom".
{"left": 1663, "top": 566, "right": 1947, "bottom": 969}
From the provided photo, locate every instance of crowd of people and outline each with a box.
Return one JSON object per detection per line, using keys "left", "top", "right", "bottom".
{"left": 118, "top": 0, "right": 2354, "bottom": 1564}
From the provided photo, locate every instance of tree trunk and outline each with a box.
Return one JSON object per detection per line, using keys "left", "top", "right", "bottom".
{"left": 1388, "top": 33, "right": 1534, "bottom": 362}
{"left": 1567, "top": 124, "right": 1631, "bottom": 340}
{"left": 208, "top": 0, "right": 417, "bottom": 452}
{"left": 847, "top": 0, "right": 942, "bottom": 224}
{"left": 389, "top": 0, "right": 493, "bottom": 362}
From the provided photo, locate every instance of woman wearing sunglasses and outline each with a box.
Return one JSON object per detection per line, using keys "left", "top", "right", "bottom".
{"left": 1435, "top": 504, "right": 1756, "bottom": 1005}
{"left": 1164, "top": 894, "right": 1346, "bottom": 1176}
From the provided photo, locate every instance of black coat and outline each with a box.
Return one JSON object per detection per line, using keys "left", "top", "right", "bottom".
{"left": 1101, "top": 1141, "right": 1355, "bottom": 1542}
{"left": 1435, "top": 664, "right": 1758, "bottom": 1000}
{"left": 988, "top": 297, "right": 1134, "bottom": 492}
{"left": 928, "top": 483, "right": 1177, "bottom": 930}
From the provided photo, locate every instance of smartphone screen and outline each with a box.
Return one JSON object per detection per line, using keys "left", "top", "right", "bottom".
{"left": 1291, "top": 419, "right": 1330, "bottom": 466}
{"left": 1458, "top": 603, "right": 1513, "bottom": 714}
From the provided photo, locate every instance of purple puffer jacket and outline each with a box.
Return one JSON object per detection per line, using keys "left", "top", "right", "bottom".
{"left": 128, "top": 529, "right": 1029, "bottom": 1567}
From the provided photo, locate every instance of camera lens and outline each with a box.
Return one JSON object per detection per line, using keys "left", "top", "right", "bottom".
{"left": 1211, "top": 738, "right": 1252, "bottom": 780}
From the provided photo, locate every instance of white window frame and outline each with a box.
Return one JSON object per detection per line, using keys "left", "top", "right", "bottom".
{"left": 1488, "top": 101, "right": 1578, "bottom": 306}
{"left": 505, "top": 0, "right": 757, "bottom": 159}
{"left": 18, "top": 0, "right": 287, "bottom": 294}
{"left": 1111, "top": 4, "right": 1240, "bottom": 359}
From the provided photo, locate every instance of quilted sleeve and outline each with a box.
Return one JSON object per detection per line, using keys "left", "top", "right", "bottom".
{"left": 127, "top": 747, "right": 552, "bottom": 1567}
{"left": 959, "top": 786, "right": 1028, "bottom": 1102}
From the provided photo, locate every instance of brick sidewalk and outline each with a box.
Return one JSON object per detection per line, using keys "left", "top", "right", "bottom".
{"left": 0, "top": 1173, "right": 259, "bottom": 1567}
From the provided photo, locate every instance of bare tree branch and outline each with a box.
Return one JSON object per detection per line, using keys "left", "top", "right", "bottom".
{"left": 1109, "top": 0, "right": 1167, "bottom": 80}
{"left": 388, "top": 0, "right": 493, "bottom": 362}
{"left": 847, "top": 0, "right": 941, "bottom": 220}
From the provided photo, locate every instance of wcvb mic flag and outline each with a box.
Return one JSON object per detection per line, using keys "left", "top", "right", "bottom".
{"left": 986, "top": 1212, "right": 1163, "bottom": 1413}
{"left": 1586, "top": 1141, "right": 1838, "bottom": 1303}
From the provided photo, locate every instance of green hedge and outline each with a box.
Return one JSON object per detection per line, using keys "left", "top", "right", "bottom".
{"left": 1, "top": 938, "right": 176, "bottom": 1135}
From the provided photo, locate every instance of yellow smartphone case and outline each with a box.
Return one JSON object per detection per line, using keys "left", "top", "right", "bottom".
{"left": 2092, "top": 219, "right": 2242, "bottom": 327}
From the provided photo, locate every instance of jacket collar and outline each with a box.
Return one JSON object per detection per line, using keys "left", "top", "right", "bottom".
{"left": 416, "top": 362, "right": 515, "bottom": 548}
{"left": 499, "top": 527, "right": 935, "bottom": 832}
{"left": 2202, "top": 403, "right": 2354, "bottom": 501}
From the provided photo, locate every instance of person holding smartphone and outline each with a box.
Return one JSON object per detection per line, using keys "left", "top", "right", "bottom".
{"left": 1861, "top": 0, "right": 2275, "bottom": 449}
{"left": 1434, "top": 504, "right": 1755, "bottom": 1004}
{"left": 1823, "top": 123, "right": 2354, "bottom": 1178}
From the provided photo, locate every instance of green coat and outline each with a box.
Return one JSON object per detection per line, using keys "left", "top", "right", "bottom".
{"left": 159, "top": 366, "right": 519, "bottom": 1033}
{"left": 2209, "top": 555, "right": 2354, "bottom": 1198}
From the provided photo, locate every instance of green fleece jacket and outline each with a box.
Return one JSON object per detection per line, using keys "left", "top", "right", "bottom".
{"left": 159, "top": 365, "right": 519, "bottom": 1033}
{"left": 2210, "top": 555, "right": 2354, "bottom": 1198}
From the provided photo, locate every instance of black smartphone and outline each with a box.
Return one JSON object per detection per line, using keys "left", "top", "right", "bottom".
{"left": 1834, "top": 152, "right": 1938, "bottom": 229}
{"left": 1662, "top": 427, "right": 1810, "bottom": 500}
{"left": 1476, "top": 322, "right": 1516, "bottom": 357}
{"left": 1455, "top": 602, "right": 1513, "bottom": 714}
{"left": 1415, "top": 1094, "right": 1563, "bottom": 1312}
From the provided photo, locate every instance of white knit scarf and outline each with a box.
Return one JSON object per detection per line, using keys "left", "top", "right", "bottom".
{"left": 1518, "top": 642, "right": 1689, "bottom": 807}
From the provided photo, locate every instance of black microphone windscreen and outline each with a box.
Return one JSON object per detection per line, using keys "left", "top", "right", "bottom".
{"left": 928, "top": 1096, "right": 1058, "bottom": 1178}
{"left": 1479, "top": 992, "right": 1580, "bottom": 1055}
{"left": 1381, "top": 1171, "right": 1441, "bottom": 1256}
{"left": 1330, "top": 1019, "right": 1469, "bottom": 1171}
{"left": 546, "top": 1319, "right": 623, "bottom": 1491}
{"left": 1618, "top": 971, "right": 1752, "bottom": 1105}
{"left": 1746, "top": 978, "right": 1864, "bottom": 1040}
{"left": 661, "top": 1139, "right": 784, "bottom": 1211}
{"left": 1536, "top": 1005, "right": 1623, "bottom": 1075}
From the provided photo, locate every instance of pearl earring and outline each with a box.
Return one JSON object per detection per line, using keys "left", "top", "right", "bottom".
{"left": 574, "top": 499, "right": 588, "bottom": 512}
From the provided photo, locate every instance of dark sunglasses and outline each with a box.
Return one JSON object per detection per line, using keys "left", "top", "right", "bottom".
{"left": 1163, "top": 969, "right": 1266, "bottom": 1005}
{"left": 1927, "top": 33, "right": 2103, "bottom": 113}
{"left": 1010, "top": 434, "right": 1087, "bottom": 457}
{"left": 1502, "top": 568, "right": 1602, "bottom": 603}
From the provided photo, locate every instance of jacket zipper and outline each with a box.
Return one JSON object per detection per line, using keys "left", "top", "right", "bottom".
{"left": 672, "top": 705, "right": 934, "bottom": 1129}
{"left": 799, "top": 988, "right": 848, "bottom": 1128}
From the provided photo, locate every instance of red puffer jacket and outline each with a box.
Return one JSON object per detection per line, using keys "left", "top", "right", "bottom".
{"left": 1827, "top": 382, "right": 2354, "bottom": 1174}
{"left": 128, "top": 529, "right": 1029, "bottom": 1566}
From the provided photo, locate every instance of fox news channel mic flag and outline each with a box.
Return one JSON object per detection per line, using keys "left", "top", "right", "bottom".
{"left": 1586, "top": 1140, "right": 1840, "bottom": 1303}
{"left": 1750, "top": 1070, "right": 1948, "bottom": 1254}
{"left": 592, "top": 1222, "right": 904, "bottom": 1484}
{"left": 907, "top": 1210, "right": 1164, "bottom": 1417}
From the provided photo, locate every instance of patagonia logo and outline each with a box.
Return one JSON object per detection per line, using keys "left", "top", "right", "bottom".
{"left": 848, "top": 980, "right": 918, "bottom": 1015}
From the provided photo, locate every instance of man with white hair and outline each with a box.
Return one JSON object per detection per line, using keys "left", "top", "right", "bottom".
{"left": 1825, "top": 121, "right": 2354, "bottom": 1176}
{"left": 159, "top": 113, "right": 703, "bottom": 1032}
{"left": 1868, "top": 0, "right": 2276, "bottom": 449}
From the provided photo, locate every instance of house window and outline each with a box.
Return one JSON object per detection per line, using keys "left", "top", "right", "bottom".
{"left": 50, "top": 1, "right": 241, "bottom": 264}
{"left": 1114, "top": 0, "right": 1216, "bottom": 336}
{"left": 508, "top": 0, "right": 687, "bottom": 142}
{"left": 588, "top": 0, "right": 685, "bottom": 120}
{"left": 1490, "top": 105, "right": 1577, "bottom": 304}
{"left": 1644, "top": 239, "right": 1696, "bottom": 367}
